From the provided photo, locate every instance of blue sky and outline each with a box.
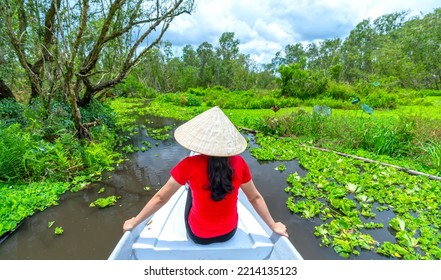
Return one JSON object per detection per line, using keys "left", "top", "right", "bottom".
{"left": 161, "top": 0, "right": 440, "bottom": 64}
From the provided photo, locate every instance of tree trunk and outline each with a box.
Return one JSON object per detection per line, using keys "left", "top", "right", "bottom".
{"left": 67, "top": 84, "right": 90, "bottom": 139}
{"left": 0, "top": 79, "right": 15, "bottom": 99}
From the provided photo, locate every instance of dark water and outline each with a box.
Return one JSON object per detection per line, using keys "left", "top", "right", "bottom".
{"left": 0, "top": 115, "right": 387, "bottom": 260}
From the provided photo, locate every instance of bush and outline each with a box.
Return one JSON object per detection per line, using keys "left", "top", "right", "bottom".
{"left": 112, "top": 75, "right": 156, "bottom": 98}
{"left": 81, "top": 98, "right": 116, "bottom": 128}
{"left": 0, "top": 123, "right": 31, "bottom": 181}
{"left": 303, "top": 98, "right": 350, "bottom": 110}
{"left": 416, "top": 89, "right": 441, "bottom": 97}
{"left": 365, "top": 89, "right": 398, "bottom": 109}
{"left": 0, "top": 99, "right": 26, "bottom": 126}
{"left": 184, "top": 94, "right": 202, "bottom": 106}
{"left": 278, "top": 64, "right": 328, "bottom": 99}
{"left": 325, "top": 81, "right": 355, "bottom": 100}
{"left": 186, "top": 87, "right": 206, "bottom": 96}
{"left": 358, "top": 116, "right": 415, "bottom": 157}
{"left": 0, "top": 123, "right": 84, "bottom": 182}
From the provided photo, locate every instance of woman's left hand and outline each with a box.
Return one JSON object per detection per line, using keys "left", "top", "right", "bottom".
{"left": 123, "top": 217, "right": 139, "bottom": 232}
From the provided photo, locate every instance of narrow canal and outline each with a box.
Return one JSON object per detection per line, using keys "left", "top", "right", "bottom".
{"left": 0, "top": 115, "right": 387, "bottom": 260}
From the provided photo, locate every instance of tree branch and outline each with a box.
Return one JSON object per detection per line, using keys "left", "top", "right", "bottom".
{"left": 80, "top": 0, "right": 126, "bottom": 74}
{"left": 78, "top": 0, "right": 194, "bottom": 98}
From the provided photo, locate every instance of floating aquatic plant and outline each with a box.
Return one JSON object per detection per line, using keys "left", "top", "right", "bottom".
{"left": 253, "top": 134, "right": 441, "bottom": 259}
{"left": 89, "top": 196, "right": 120, "bottom": 208}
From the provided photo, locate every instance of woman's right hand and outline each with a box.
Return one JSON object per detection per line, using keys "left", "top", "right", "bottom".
{"left": 272, "top": 221, "right": 289, "bottom": 238}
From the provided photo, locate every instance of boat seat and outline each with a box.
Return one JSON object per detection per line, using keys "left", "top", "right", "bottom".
{"left": 132, "top": 187, "right": 274, "bottom": 260}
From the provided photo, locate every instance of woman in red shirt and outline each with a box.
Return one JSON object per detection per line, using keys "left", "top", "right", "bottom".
{"left": 123, "top": 106, "right": 288, "bottom": 244}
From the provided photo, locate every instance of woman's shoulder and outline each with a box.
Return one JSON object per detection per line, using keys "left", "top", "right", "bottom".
{"left": 230, "top": 155, "right": 248, "bottom": 166}
{"left": 182, "top": 154, "right": 209, "bottom": 164}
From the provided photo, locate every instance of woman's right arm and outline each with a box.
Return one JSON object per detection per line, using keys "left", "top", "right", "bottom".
{"left": 241, "top": 179, "right": 289, "bottom": 238}
{"left": 123, "top": 176, "right": 182, "bottom": 231}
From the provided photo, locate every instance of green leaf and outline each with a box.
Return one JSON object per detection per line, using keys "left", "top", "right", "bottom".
{"left": 390, "top": 217, "right": 406, "bottom": 231}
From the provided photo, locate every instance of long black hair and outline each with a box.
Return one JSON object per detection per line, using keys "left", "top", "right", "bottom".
{"left": 207, "top": 157, "right": 233, "bottom": 201}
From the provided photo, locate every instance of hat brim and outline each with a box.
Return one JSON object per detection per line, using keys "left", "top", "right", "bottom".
{"left": 174, "top": 107, "right": 247, "bottom": 157}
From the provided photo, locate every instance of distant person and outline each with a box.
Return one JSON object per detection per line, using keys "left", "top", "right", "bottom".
{"left": 123, "top": 106, "right": 288, "bottom": 244}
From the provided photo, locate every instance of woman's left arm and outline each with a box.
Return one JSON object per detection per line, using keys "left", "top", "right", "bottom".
{"left": 123, "top": 176, "right": 182, "bottom": 231}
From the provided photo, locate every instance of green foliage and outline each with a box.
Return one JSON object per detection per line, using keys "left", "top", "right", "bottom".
{"left": 253, "top": 103, "right": 441, "bottom": 172}
{"left": 419, "top": 140, "right": 441, "bottom": 172}
{"left": 365, "top": 89, "right": 398, "bottom": 109}
{"left": 359, "top": 116, "right": 415, "bottom": 157}
{"left": 83, "top": 140, "right": 120, "bottom": 174}
{"left": 278, "top": 63, "right": 328, "bottom": 99}
{"left": 0, "top": 182, "right": 70, "bottom": 236}
{"left": 303, "top": 97, "right": 351, "bottom": 110}
{"left": 54, "top": 227, "right": 64, "bottom": 235}
{"left": 161, "top": 87, "right": 301, "bottom": 110}
{"left": 80, "top": 99, "right": 116, "bottom": 128}
{"left": 0, "top": 120, "right": 120, "bottom": 183}
{"left": 146, "top": 126, "right": 172, "bottom": 141}
{"left": 0, "top": 96, "right": 124, "bottom": 237}
{"left": 0, "top": 99, "right": 26, "bottom": 126}
{"left": 89, "top": 195, "right": 120, "bottom": 208}
{"left": 112, "top": 75, "right": 158, "bottom": 98}
{"left": 255, "top": 109, "right": 333, "bottom": 144}
{"left": 275, "top": 164, "right": 287, "bottom": 172}
{"left": 418, "top": 89, "right": 441, "bottom": 97}
{"left": 253, "top": 135, "right": 441, "bottom": 259}
{"left": 325, "top": 81, "right": 355, "bottom": 100}
{"left": 0, "top": 123, "right": 32, "bottom": 181}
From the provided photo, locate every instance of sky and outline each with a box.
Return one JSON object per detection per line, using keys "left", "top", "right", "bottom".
{"left": 161, "top": 0, "right": 440, "bottom": 64}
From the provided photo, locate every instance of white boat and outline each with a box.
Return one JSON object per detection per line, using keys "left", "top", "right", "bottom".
{"left": 108, "top": 183, "right": 303, "bottom": 260}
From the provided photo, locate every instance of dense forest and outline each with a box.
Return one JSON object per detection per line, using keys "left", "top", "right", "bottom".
{"left": 121, "top": 8, "right": 441, "bottom": 95}
{"left": 2, "top": 2, "right": 441, "bottom": 119}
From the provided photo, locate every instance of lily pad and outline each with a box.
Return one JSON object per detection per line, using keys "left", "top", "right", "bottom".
{"left": 361, "top": 104, "right": 374, "bottom": 115}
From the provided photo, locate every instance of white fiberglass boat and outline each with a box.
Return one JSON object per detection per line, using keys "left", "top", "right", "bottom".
{"left": 109, "top": 184, "right": 303, "bottom": 260}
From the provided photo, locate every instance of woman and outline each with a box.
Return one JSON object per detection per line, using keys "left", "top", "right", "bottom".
{"left": 123, "top": 106, "right": 288, "bottom": 244}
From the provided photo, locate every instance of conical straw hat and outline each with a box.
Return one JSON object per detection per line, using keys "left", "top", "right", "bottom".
{"left": 174, "top": 106, "right": 247, "bottom": 157}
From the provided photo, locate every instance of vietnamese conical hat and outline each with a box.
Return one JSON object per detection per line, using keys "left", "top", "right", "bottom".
{"left": 174, "top": 106, "right": 247, "bottom": 157}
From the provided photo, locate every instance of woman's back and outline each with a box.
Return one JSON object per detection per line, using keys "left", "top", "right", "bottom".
{"left": 170, "top": 154, "right": 251, "bottom": 238}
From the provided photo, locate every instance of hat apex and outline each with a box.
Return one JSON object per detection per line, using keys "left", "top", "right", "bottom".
{"left": 174, "top": 106, "right": 247, "bottom": 157}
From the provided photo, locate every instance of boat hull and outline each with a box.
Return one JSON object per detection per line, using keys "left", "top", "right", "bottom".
{"left": 109, "top": 186, "right": 303, "bottom": 260}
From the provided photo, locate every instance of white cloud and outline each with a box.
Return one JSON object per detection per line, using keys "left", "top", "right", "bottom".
{"left": 162, "top": 0, "right": 440, "bottom": 64}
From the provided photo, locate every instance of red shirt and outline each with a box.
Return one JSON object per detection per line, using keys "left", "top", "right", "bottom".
{"left": 170, "top": 155, "right": 252, "bottom": 238}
